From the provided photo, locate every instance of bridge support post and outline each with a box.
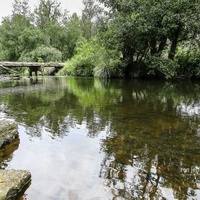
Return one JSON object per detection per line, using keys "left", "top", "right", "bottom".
{"left": 29, "top": 66, "right": 44, "bottom": 77}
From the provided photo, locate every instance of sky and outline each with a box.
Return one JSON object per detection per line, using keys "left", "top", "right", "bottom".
{"left": 0, "top": 0, "right": 83, "bottom": 22}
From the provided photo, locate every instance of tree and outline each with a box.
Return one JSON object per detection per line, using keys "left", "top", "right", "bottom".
{"left": 62, "top": 13, "right": 82, "bottom": 59}
{"left": 34, "top": 0, "right": 75, "bottom": 61}
{"left": 58, "top": 37, "right": 121, "bottom": 78}
{"left": 81, "top": 0, "right": 103, "bottom": 39}
{"left": 32, "top": 45, "right": 62, "bottom": 62}
{"left": 0, "top": 0, "right": 33, "bottom": 61}
{"left": 97, "top": 0, "right": 200, "bottom": 79}
{"left": 20, "top": 45, "right": 62, "bottom": 62}
{"left": 34, "top": 0, "right": 62, "bottom": 30}
{"left": 0, "top": 16, "right": 28, "bottom": 61}
{"left": 12, "top": 0, "right": 33, "bottom": 25}
{"left": 18, "top": 27, "right": 46, "bottom": 61}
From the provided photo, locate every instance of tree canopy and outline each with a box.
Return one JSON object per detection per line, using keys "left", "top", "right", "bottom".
{"left": 0, "top": 0, "right": 199, "bottom": 79}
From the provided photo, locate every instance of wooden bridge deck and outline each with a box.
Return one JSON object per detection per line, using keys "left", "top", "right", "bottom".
{"left": 0, "top": 62, "right": 65, "bottom": 68}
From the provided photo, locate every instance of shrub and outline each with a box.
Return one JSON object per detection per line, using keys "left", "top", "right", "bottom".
{"left": 145, "top": 56, "right": 179, "bottom": 79}
{"left": 176, "top": 47, "right": 200, "bottom": 78}
{"left": 58, "top": 37, "right": 121, "bottom": 78}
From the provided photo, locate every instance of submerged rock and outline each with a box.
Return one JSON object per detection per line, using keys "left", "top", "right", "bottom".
{"left": 0, "top": 170, "right": 31, "bottom": 199}
{"left": 0, "top": 120, "right": 18, "bottom": 148}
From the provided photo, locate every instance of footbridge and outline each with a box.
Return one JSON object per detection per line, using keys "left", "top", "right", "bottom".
{"left": 0, "top": 62, "right": 65, "bottom": 76}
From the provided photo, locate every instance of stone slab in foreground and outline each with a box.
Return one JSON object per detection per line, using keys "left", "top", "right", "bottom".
{"left": 0, "top": 120, "right": 18, "bottom": 148}
{"left": 0, "top": 170, "right": 31, "bottom": 200}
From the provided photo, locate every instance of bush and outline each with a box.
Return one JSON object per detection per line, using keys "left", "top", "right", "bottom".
{"left": 175, "top": 48, "right": 200, "bottom": 78}
{"left": 145, "top": 56, "right": 179, "bottom": 79}
{"left": 59, "top": 38, "right": 94, "bottom": 76}
{"left": 58, "top": 37, "right": 121, "bottom": 78}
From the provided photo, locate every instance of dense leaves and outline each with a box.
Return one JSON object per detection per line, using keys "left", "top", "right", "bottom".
{"left": 0, "top": 0, "right": 199, "bottom": 79}
{"left": 0, "top": 0, "right": 82, "bottom": 64}
{"left": 97, "top": 0, "right": 200, "bottom": 79}
{"left": 58, "top": 37, "right": 121, "bottom": 78}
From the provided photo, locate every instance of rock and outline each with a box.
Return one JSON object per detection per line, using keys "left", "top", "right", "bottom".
{"left": 0, "top": 120, "right": 18, "bottom": 148}
{"left": 0, "top": 170, "right": 31, "bottom": 200}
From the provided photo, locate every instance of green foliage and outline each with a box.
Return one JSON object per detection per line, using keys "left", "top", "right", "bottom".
{"left": 0, "top": 15, "right": 28, "bottom": 61}
{"left": 0, "top": 0, "right": 199, "bottom": 79}
{"left": 62, "top": 13, "right": 83, "bottom": 60}
{"left": 34, "top": 0, "right": 62, "bottom": 30}
{"left": 18, "top": 27, "right": 45, "bottom": 54}
{"left": 176, "top": 47, "right": 200, "bottom": 78}
{"left": 58, "top": 37, "right": 121, "bottom": 78}
{"left": 92, "top": 45, "right": 121, "bottom": 78}
{"left": 20, "top": 45, "right": 62, "bottom": 62}
{"left": 0, "top": 0, "right": 33, "bottom": 61}
{"left": 97, "top": 0, "right": 200, "bottom": 79}
{"left": 58, "top": 38, "right": 95, "bottom": 76}
{"left": 0, "top": 0, "right": 82, "bottom": 66}
{"left": 0, "top": 43, "right": 7, "bottom": 61}
{"left": 82, "top": 0, "right": 103, "bottom": 39}
{"left": 145, "top": 56, "right": 179, "bottom": 79}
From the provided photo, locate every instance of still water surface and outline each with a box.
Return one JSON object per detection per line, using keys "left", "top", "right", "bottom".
{"left": 0, "top": 77, "right": 200, "bottom": 200}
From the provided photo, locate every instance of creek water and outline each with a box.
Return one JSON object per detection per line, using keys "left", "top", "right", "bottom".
{"left": 0, "top": 77, "right": 200, "bottom": 200}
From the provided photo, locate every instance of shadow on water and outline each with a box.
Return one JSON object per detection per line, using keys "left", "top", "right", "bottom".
{"left": 0, "top": 77, "right": 200, "bottom": 199}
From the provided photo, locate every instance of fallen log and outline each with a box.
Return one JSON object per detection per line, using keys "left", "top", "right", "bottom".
{"left": 0, "top": 64, "right": 20, "bottom": 75}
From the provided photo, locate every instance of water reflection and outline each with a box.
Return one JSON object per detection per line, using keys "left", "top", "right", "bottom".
{"left": 0, "top": 77, "right": 200, "bottom": 199}
{"left": 0, "top": 138, "right": 19, "bottom": 169}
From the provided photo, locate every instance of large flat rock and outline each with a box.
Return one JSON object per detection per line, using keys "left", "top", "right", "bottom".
{"left": 0, "top": 120, "right": 18, "bottom": 148}
{"left": 0, "top": 170, "right": 31, "bottom": 199}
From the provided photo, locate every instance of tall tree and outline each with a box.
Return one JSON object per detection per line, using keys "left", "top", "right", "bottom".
{"left": 34, "top": 0, "right": 62, "bottom": 30}
{"left": 12, "top": 0, "right": 31, "bottom": 18}
{"left": 0, "top": 0, "right": 32, "bottom": 61}
{"left": 34, "top": 0, "right": 64, "bottom": 50}
{"left": 63, "top": 13, "right": 82, "bottom": 59}
{"left": 81, "top": 0, "right": 102, "bottom": 39}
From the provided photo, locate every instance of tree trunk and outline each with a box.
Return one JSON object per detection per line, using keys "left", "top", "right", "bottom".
{"left": 168, "top": 38, "right": 178, "bottom": 60}
{"left": 124, "top": 61, "right": 132, "bottom": 78}
{"left": 168, "top": 26, "right": 181, "bottom": 60}
{"left": 150, "top": 39, "right": 157, "bottom": 55}
{"left": 123, "top": 47, "right": 134, "bottom": 79}
{"left": 158, "top": 37, "right": 167, "bottom": 55}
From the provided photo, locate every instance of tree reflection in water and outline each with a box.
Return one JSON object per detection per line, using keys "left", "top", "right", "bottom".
{"left": 98, "top": 81, "right": 200, "bottom": 199}
{"left": 0, "top": 77, "right": 200, "bottom": 199}
{"left": 100, "top": 125, "right": 200, "bottom": 199}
